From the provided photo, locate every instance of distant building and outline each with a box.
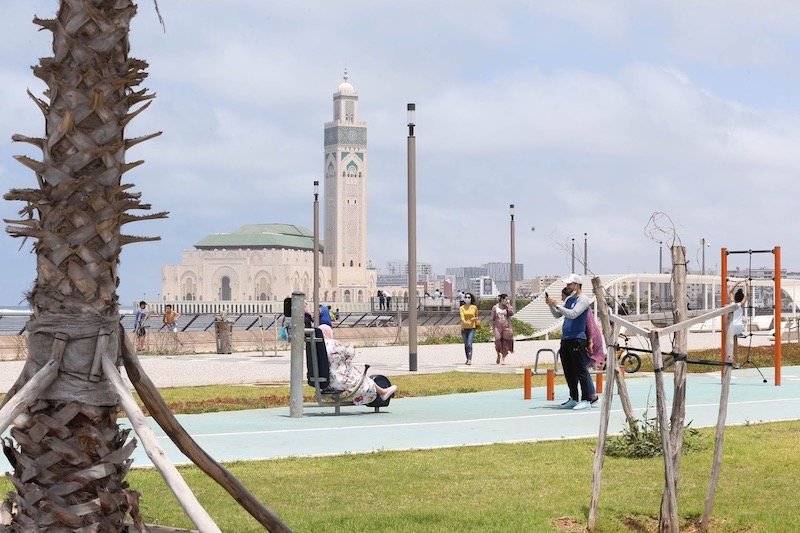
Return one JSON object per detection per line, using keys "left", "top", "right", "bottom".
{"left": 162, "top": 74, "right": 376, "bottom": 303}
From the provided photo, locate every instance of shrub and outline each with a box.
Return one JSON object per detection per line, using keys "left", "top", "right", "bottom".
{"left": 606, "top": 414, "right": 705, "bottom": 459}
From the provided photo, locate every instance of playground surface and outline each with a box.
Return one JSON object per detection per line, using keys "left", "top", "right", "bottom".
{"left": 3, "top": 365, "right": 794, "bottom": 471}
{"left": 0, "top": 332, "right": 795, "bottom": 472}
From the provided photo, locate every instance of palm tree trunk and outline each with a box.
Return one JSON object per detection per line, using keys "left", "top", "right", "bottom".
{"left": 3, "top": 1, "right": 164, "bottom": 529}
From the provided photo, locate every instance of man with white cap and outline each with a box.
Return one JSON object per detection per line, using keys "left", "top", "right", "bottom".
{"left": 546, "top": 273, "right": 598, "bottom": 410}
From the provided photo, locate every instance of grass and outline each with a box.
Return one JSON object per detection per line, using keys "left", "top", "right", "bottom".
{"left": 2, "top": 420, "right": 795, "bottom": 531}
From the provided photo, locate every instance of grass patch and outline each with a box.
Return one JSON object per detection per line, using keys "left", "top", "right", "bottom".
{"left": 2, "top": 421, "right": 795, "bottom": 531}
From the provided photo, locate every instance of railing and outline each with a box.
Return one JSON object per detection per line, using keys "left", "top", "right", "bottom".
{"left": 0, "top": 309, "right": 464, "bottom": 335}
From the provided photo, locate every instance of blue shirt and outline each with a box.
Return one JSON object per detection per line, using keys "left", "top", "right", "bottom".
{"left": 319, "top": 306, "right": 332, "bottom": 327}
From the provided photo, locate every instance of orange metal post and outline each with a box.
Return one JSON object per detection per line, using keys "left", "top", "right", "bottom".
{"left": 524, "top": 368, "right": 532, "bottom": 399}
{"left": 775, "top": 246, "right": 782, "bottom": 386}
{"left": 596, "top": 372, "right": 603, "bottom": 394}
{"left": 546, "top": 368, "right": 555, "bottom": 401}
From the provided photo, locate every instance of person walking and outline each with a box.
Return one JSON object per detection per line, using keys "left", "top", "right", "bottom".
{"left": 491, "top": 293, "right": 515, "bottom": 364}
{"left": 459, "top": 292, "right": 480, "bottom": 365}
{"left": 133, "top": 300, "right": 149, "bottom": 351}
{"left": 546, "top": 274, "right": 597, "bottom": 410}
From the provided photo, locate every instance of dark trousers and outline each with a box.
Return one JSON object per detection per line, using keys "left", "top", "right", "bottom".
{"left": 559, "top": 338, "right": 593, "bottom": 401}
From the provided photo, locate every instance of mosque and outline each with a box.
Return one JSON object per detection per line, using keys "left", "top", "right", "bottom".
{"left": 161, "top": 74, "right": 377, "bottom": 305}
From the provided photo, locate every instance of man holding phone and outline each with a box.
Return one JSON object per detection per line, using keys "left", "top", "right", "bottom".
{"left": 545, "top": 273, "right": 597, "bottom": 410}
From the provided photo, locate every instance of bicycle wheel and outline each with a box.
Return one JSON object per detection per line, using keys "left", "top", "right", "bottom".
{"left": 620, "top": 352, "right": 641, "bottom": 373}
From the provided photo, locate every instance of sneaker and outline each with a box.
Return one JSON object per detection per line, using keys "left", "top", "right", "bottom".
{"left": 558, "top": 399, "right": 578, "bottom": 409}
{"left": 590, "top": 397, "right": 600, "bottom": 408}
{"left": 573, "top": 400, "right": 591, "bottom": 410}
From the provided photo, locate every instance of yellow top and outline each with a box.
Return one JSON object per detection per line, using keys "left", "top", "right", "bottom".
{"left": 460, "top": 304, "right": 479, "bottom": 330}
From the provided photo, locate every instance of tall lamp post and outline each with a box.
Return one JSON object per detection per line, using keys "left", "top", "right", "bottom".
{"left": 407, "top": 103, "right": 417, "bottom": 371}
{"left": 571, "top": 237, "right": 576, "bottom": 273}
{"left": 583, "top": 232, "right": 588, "bottom": 275}
{"left": 509, "top": 204, "right": 516, "bottom": 304}
{"left": 313, "top": 180, "right": 320, "bottom": 328}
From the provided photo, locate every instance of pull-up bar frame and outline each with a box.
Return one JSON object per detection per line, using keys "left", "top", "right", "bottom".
{"left": 720, "top": 246, "right": 781, "bottom": 386}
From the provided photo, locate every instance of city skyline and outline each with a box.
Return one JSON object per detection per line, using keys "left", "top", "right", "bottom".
{"left": 2, "top": 2, "right": 799, "bottom": 305}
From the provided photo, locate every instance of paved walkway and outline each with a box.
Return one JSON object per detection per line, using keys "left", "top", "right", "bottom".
{"left": 0, "top": 332, "right": 776, "bottom": 391}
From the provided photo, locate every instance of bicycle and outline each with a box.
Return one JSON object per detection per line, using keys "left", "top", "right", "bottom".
{"left": 615, "top": 333, "right": 642, "bottom": 373}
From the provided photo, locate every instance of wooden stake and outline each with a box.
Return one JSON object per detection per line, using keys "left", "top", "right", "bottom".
{"left": 702, "top": 312, "right": 735, "bottom": 527}
{"left": 651, "top": 332, "right": 679, "bottom": 533}
{"left": 119, "top": 327, "right": 292, "bottom": 532}
{"left": 101, "top": 354, "right": 222, "bottom": 533}
{"left": 661, "top": 246, "right": 688, "bottom": 527}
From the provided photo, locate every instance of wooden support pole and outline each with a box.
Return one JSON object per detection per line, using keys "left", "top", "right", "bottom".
{"left": 587, "top": 276, "right": 618, "bottom": 531}
{"left": 101, "top": 354, "right": 223, "bottom": 533}
{"left": 523, "top": 368, "right": 532, "bottom": 400}
{"left": 651, "top": 332, "right": 679, "bottom": 533}
{"left": 0, "top": 332, "right": 66, "bottom": 433}
{"left": 0, "top": 359, "right": 59, "bottom": 435}
{"left": 661, "top": 245, "right": 688, "bottom": 529}
{"left": 119, "top": 330, "right": 292, "bottom": 532}
{"left": 702, "top": 313, "right": 735, "bottom": 528}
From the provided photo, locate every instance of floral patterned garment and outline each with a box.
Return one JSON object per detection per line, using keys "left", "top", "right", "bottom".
{"left": 324, "top": 339, "right": 378, "bottom": 405}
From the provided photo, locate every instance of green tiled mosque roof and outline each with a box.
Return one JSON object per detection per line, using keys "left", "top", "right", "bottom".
{"left": 195, "top": 223, "right": 323, "bottom": 251}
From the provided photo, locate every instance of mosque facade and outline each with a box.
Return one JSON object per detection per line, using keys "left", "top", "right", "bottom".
{"left": 161, "top": 75, "right": 376, "bottom": 304}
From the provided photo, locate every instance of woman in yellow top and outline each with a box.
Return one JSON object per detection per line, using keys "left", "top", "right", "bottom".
{"left": 459, "top": 292, "right": 479, "bottom": 365}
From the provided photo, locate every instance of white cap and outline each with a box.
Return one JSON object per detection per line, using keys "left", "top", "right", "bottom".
{"left": 562, "top": 273, "right": 583, "bottom": 285}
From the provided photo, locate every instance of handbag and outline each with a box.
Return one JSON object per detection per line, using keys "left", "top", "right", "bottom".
{"left": 474, "top": 319, "right": 482, "bottom": 330}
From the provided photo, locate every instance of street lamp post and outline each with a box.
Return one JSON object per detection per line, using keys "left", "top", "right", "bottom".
{"left": 583, "top": 232, "right": 588, "bottom": 275}
{"left": 571, "top": 237, "right": 576, "bottom": 273}
{"left": 510, "top": 204, "right": 515, "bottom": 304}
{"left": 313, "top": 180, "right": 320, "bottom": 328}
{"left": 407, "top": 103, "right": 417, "bottom": 372}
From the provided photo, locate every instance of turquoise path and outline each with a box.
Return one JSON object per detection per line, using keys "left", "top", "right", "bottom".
{"left": 1, "top": 367, "right": 798, "bottom": 471}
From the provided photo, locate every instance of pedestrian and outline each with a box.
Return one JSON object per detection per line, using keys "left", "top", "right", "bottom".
{"left": 459, "top": 292, "right": 480, "bottom": 365}
{"left": 546, "top": 274, "right": 598, "bottom": 410}
{"left": 319, "top": 304, "right": 333, "bottom": 327}
{"left": 385, "top": 293, "right": 392, "bottom": 311}
{"left": 491, "top": 293, "right": 515, "bottom": 364}
{"left": 133, "top": 300, "right": 149, "bottom": 351}
{"left": 162, "top": 304, "right": 180, "bottom": 333}
{"left": 378, "top": 290, "right": 385, "bottom": 310}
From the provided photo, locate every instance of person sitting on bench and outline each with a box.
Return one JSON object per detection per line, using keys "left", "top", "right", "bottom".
{"left": 319, "top": 325, "right": 397, "bottom": 405}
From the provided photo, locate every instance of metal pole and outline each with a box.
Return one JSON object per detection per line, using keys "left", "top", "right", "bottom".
{"left": 258, "top": 314, "right": 265, "bottom": 357}
{"left": 659, "top": 241, "right": 663, "bottom": 273}
{"left": 571, "top": 237, "right": 575, "bottom": 273}
{"left": 701, "top": 238, "right": 706, "bottom": 275}
{"left": 407, "top": 103, "right": 418, "bottom": 371}
{"left": 510, "top": 204, "right": 515, "bottom": 302}
{"left": 583, "top": 232, "right": 588, "bottom": 275}
{"left": 289, "top": 291, "right": 305, "bottom": 418}
{"left": 313, "top": 181, "right": 320, "bottom": 329}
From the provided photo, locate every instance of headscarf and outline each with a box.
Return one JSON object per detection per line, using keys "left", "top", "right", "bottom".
{"left": 319, "top": 324, "right": 334, "bottom": 340}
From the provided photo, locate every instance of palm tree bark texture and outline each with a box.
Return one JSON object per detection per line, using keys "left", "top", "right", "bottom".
{"left": 2, "top": 1, "right": 165, "bottom": 530}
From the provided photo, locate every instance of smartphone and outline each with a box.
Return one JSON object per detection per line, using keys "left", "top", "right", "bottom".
{"left": 544, "top": 292, "right": 549, "bottom": 299}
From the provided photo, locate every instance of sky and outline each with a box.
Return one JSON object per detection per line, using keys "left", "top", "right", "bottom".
{"left": 1, "top": 1, "right": 799, "bottom": 306}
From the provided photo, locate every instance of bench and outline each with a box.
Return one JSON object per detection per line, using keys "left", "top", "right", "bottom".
{"left": 304, "top": 327, "right": 389, "bottom": 415}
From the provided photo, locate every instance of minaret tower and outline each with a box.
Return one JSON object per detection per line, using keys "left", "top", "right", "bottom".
{"left": 323, "top": 71, "right": 370, "bottom": 300}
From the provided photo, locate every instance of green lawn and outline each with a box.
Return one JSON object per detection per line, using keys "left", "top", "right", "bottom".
{"left": 2, "top": 420, "right": 794, "bottom": 531}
